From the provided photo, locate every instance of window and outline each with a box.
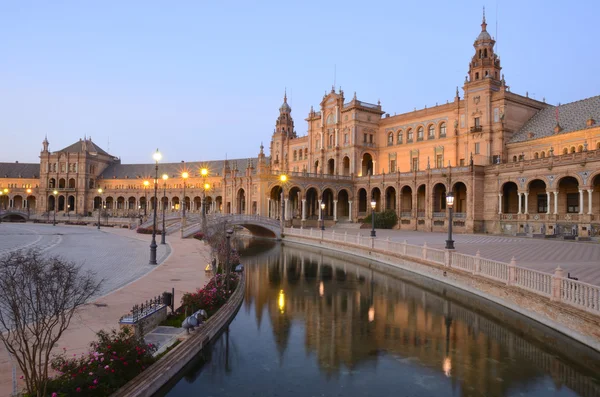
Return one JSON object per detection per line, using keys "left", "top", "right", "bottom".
{"left": 363, "top": 133, "right": 367, "bottom": 143}
{"left": 578, "top": 145, "right": 583, "bottom": 153}
{"left": 298, "top": 150, "right": 302, "bottom": 160}
{"left": 475, "top": 72, "right": 479, "bottom": 80}
{"left": 534, "top": 152, "right": 539, "bottom": 159}
{"left": 388, "top": 132, "right": 394, "bottom": 145}
{"left": 439, "top": 122, "right": 446, "bottom": 137}
{"left": 407, "top": 129, "right": 413, "bottom": 142}
{"left": 436, "top": 154, "right": 443, "bottom": 168}
{"left": 492, "top": 155, "right": 501, "bottom": 164}
{"left": 369, "top": 134, "right": 373, "bottom": 143}
{"left": 540, "top": 151, "right": 545, "bottom": 158}
{"left": 417, "top": 127, "right": 424, "bottom": 141}
{"left": 459, "top": 159, "right": 465, "bottom": 166}
{"left": 474, "top": 142, "right": 480, "bottom": 154}
{"left": 293, "top": 150, "right": 297, "bottom": 161}
{"left": 390, "top": 160, "right": 396, "bottom": 173}
{"left": 567, "top": 193, "right": 579, "bottom": 213}
{"left": 537, "top": 194, "right": 547, "bottom": 213}
{"left": 305, "top": 148, "right": 308, "bottom": 158}
{"left": 474, "top": 117, "right": 481, "bottom": 127}
{"left": 329, "top": 134, "right": 333, "bottom": 147}
{"left": 344, "top": 133, "right": 348, "bottom": 144}
{"left": 513, "top": 156, "right": 518, "bottom": 162}
{"left": 411, "top": 157, "right": 418, "bottom": 171}
{"left": 570, "top": 146, "right": 576, "bottom": 153}
{"left": 397, "top": 131, "right": 403, "bottom": 144}
{"left": 428, "top": 125, "right": 435, "bottom": 139}
{"left": 563, "top": 148, "right": 568, "bottom": 155}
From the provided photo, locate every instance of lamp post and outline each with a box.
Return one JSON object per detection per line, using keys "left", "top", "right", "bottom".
{"left": 279, "top": 174, "right": 287, "bottom": 234}
{"left": 143, "top": 180, "right": 149, "bottom": 217}
{"left": 149, "top": 149, "right": 161, "bottom": 265}
{"left": 67, "top": 204, "right": 70, "bottom": 220}
{"left": 97, "top": 188, "right": 103, "bottom": 229}
{"left": 0, "top": 189, "right": 5, "bottom": 224}
{"left": 320, "top": 202, "right": 325, "bottom": 230}
{"left": 161, "top": 174, "right": 168, "bottom": 244}
{"left": 200, "top": 168, "right": 208, "bottom": 232}
{"left": 180, "top": 171, "right": 189, "bottom": 238}
{"left": 52, "top": 190, "right": 58, "bottom": 226}
{"left": 445, "top": 192, "right": 455, "bottom": 250}
{"left": 225, "top": 229, "right": 233, "bottom": 292}
{"left": 26, "top": 188, "right": 32, "bottom": 217}
{"left": 370, "top": 199, "right": 376, "bottom": 237}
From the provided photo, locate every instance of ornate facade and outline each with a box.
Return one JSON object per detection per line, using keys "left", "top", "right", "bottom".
{"left": 1, "top": 15, "right": 599, "bottom": 236}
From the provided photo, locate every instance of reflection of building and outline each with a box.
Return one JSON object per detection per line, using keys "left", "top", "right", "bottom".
{"left": 1, "top": 13, "right": 599, "bottom": 235}
{"left": 242, "top": 243, "right": 600, "bottom": 395}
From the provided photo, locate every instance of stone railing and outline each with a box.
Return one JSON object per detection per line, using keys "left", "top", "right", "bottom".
{"left": 284, "top": 227, "right": 600, "bottom": 317}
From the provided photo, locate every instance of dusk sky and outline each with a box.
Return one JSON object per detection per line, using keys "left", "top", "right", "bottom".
{"left": 1, "top": 1, "right": 598, "bottom": 164}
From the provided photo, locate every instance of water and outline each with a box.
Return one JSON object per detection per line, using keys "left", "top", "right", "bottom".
{"left": 158, "top": 239, "right": 600, "bottom": 397}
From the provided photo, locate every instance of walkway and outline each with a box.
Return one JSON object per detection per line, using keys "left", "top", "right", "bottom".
{"left": 0, "top": 227, "right": 211, "bottom": 397}
{"left": 326, "top": 226, "right": 600, "bottom": 286}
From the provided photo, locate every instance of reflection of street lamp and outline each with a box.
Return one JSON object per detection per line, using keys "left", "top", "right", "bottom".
{"left": 149, "top": 149, "right": 161, "bottom": 265}
{"left": 368, "top": 269, "right": 375, "bottom": 322}
{"left": 320, "top": 202, "right": 325, "bottom": 230}
{"left": 370, "top": 199, "right": 376, "bottom": 237}
{"left": 97, "top": 188, "right": 103, "bottom": 230}
{"left": 143, "top": 180, "right": 149, "bottom": 217}
{"left": 278, "top": 290, "right": 285, "bottom": 313}
{"left": 180, "top": 171, "right": 189, "bottom": 238}
{"left": 52, "top": 190, "right": 58, "bottom": 226}
{"left": 443, "top": 309, "right": 453, "bottom": 377}
{"left": 161, "top": 174, "right": 168, "bottom": 245}
{"left": 445, "top": 192, "right": 455, "bottom": 250}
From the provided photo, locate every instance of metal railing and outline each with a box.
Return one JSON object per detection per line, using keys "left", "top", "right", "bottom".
{"left": 284, "top": 227, "right": 600, "bottom": 315}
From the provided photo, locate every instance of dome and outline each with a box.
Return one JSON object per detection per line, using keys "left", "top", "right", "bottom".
{"left": 280, "top": 101, "right": 291, "bottom": 112}
{"left": 477, "top": 29, "right": 492, "bottom": 41}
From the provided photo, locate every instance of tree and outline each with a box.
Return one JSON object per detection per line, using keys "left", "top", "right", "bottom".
{"left": 0, "top": 250, "right": 102, "bottom": 397}
{"left": 205, "top": 221, "right": 239, "bottom": 282}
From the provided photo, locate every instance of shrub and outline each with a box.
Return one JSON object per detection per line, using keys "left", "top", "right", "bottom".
{"left": 136, "top": 226, "right": 162, "bottom": 235}
{"left": 64, "top": 221, "right": 88, "bottom": 226}
{"left": 47, "top": 327, "right": 156, "bottom": 397}
{"left": 181, "top": 273, "right": 239, "bottom": 317}
{"left": 362, "top": 209, "right": 398, "bottom": 229}
{"left": 193, "top": 232, "right": 205, "bottom": 241}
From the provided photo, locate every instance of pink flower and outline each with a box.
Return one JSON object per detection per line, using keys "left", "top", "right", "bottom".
{"left": 104, "top": 365, "right": 110, "bottom": 369}
{"left": 52, "top": 393, "right": 58, "bottom": 397}
{"left": 89, "top": 372, "right": 93, "bottom": 375}
{"left": 19, "top": 376, "right": 23, "bottom": 380}
{"left": 93, "top": 379, "right": 98, "bottom": 384}
{"left": 76, "top": 387, "right": 81, "bottom": 392}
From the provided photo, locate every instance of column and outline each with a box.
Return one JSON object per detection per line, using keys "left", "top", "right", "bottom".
{"left": 333, "top": 200, "right": 338, "bottom": 221}
{"left": 284, "top": 198, "right": 289, "bottom": 220}
{"left": 524, "top": 192, "right": 529, "bottom": 214}
{"left": 517, "top": 193, "right": 522, "bottom": 214}
{"left": 498, "top": 194, "right": 503, "bottom": 214}
{"left": 335, "top": 128, "right": 339, "bottom": 147}
{"left": 301, "top": 199, "right": 306, "bottom": 221}
{"left": 546, "top": 192, "right": 551, "bottom": 215}
{"left": 267, "top": 198, "right": 271, "bottom": 218}
{"left": 318, "top": 205, "right": 322, "bottom": 221}
{"left": 553, "top": 191, "right": 558, "bottom": 215}
{"left": 588, "top": 189, "right": 593, "bottom": 215}
{"left": 348, "top": 200, "right": 353, "bottom": 222}
{"left": 578, "top": 189, "right": 584, "bottom": 215}
{"left": 372, "top": 160, "right": 376, "bottom": 175}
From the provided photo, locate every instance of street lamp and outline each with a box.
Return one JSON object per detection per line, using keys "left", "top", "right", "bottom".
{"left": 26, "top": 188, "right": 32, "bottom": 217}
{"left": 161, "top": 174, "right": 168, "bottom": 244}
{"left": 0, "top": 189, "right": 5, "bottom": 224}
{"left": 52, "top": 190, "right": 58, "bottom": 226}
{"left": 149, "top": 149, "right": 162, "bottom": 265}
{"left": 200, "top": 168, "right": 208, "bottom": 232}
{"left": 67, "top": 204, "right": 70, "bottom": 220}
{"left": 445, "top": 192, "right": 455, "bottom": 249}
{"left": 143, "top": 180, "right": 149, "bottom": 217}
{"left": 97, "top": 188, "right": 103, "bottom": 230}
{"left": 180, "top": 171, "right": 189, "bottom": 238}
{"left": 279, "top": 174, "right": 287, "bottom": 233}
{"left": 320, "top": 202, "right": 325, "bottom": 230}
{"left": 370, "top": 199, "right": 377, "bottom": 237}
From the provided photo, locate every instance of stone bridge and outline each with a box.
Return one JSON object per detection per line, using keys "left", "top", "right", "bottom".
{"left": 0, "top": 210, "right": 29, "bottom": 222}
{"left": 182, "top": 214, "right": 282, "bottom": 239}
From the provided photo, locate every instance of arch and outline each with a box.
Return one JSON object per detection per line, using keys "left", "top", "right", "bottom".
{"left": 417, "top": 126, "right": 424, "bottom": 141}
{"left": 288, "top": 186, "right": 302, "bottom": 219}
{"left": 361, "top": 153, "right": 374, "bottom": 176}
{"left": 12, "top": 195, "right": 23, "bottom": 209}
{"left": 557, "top": 176, "right": 580, "bottom": 214}
{"left": 49, "top": 178, "right": 56, "bottom": 188}
{"left": 205, "top": 196, "right": 214, "bottom": 214}
{"left": 371, "top": 187, "right": 381, "bottom": 212}
{"left": 357, "top": 188, "right": 367, "bottom": 214}
{"left": 48, "top": 195, "right": 56, "bottom": 211}
{"left": 305, "top": 187, "right": 319, "bottom": 219}
{"left": 236, "top": 188, "right": 246, "bottom": 214}
{"left": 597, "top": 142, "right": 600, "bottom": 150}
{"left": 26, "top": 195, "right": 36, "bottom": 210}
{"left": 337, "top": 189, "right": 350, "bottom": 220}
{"left": 397, "top": 130, "right": 403, "bottom": 144}
{"left": 93, "top": 196, "right": 102, "bottom": 210}
{"left": 342, "top": 156, "right": 350, "bottom": 176}
{"left": 407, "top": 128, "right": 414, "bottom": 142}
{"left": 116, "top": 196, "right": 125, "bottom": 210}
{"left": 400, "top": 186, "right": 413, "bottom": 215}
{"left": 452, "top": 182, "right": 467, "bottom": 214}
{"left": 427, "top": 124, "right": 435, "bottom": 139}
{"left": 327, "top": 158, "right": 335, "bottom": 175}
{"left": 570, "top": 146, "right": 576, "bottom": 153}
{"left": 534, "top": 152, "right": 539, "bottom": 159}
{"left": 104, "top": 196, "right": 114, "bottom": 210}
{"left": 139, "top": 197, "right": 147, "bottom": 212}
{"left": 215, "top": 196, "right": 223, "bottom": 213}
{"left": 57, "top": 195, "right": 65, "bottom": 211}
{"left": 67, "top": 195, "right": 75, "bottom": 213}
{"left": 171, "top": 196, "right": 180, "bottom": 210}
{"left": 512, "top": 156, "right": 518, "bottom": 162}
{"left": 578, "top": 145, "right": 584, "bottom": 153}
{"left": 68, "top": 178, "right": 76, "bottom": 188}
{"left": 387, "top": 131, "right": 394, "bottom": 145}
{"left": 314, "top": 160, "right": 320, "bottom": 174}
{"left": 528, "top": 179, "right": 547, "bottom": 213}
{"left": 128, "top": 196, "right": 136, "bottom": 210}
{"left": 270, "top": 186, "right": 283, "bottom": 218}
{"left": 563, "top": 148, "right": 568, "bottom": 155}
{"left": 439, "top": 122, "right": 447, "bottom": 137}
{"left": 193, "top": 196, "right": 202, "bottom": 211}
{"left": 322, "top": 188, "right": 335, "bottom": 219}
{"left": 502, "top": 181, "right": 519, "bottom": 213}
{"left": 58, "top": 178, "right": 66, "bottom": 189}
{"left": 432, "top": 183, "right": 447, "bottom": 213}
{"left": 540, "top": 151, "right": 545, "bottom": 158}
{"left": 385, "top": 186, "right": 396, "bottom": 211}
{"left": 416, "top": 185, "right": 426, "bottom": 217}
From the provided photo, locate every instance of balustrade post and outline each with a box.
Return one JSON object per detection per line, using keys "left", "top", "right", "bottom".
{"left": 370, "top": 236, "right": 375, "bottom": 249}
{"left": 551, "top": 266, "right": 564, "bottom": 302}
{"left": 422, "top": 242, "right": 428, "bottom": 260}
{"left": 507, "top": 256, "right": 517, "bottom": 285}
{"left": 474, "top": 250, "right": 481, "bottom": 274}
{"left": 444, "top": 250, "right": 451, "bottom": 268}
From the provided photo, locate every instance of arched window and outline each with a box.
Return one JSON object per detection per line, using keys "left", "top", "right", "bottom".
{"left": 407, "top": 129, "right": 413, "bottom": 142}
{"left": 512, "top": 156, "right": 517, "bottom": 162}
{"left": 329, "top": 134, "right": 334, "bottom": 147}
{"left": 540, "top": 151, "right": 545, "bottom": 158}
{"left": 305, "top": 148, "right": 308, "bottom": 158}
{"left": 597, "top": 142, "right": 600, "bottom": 150}
{"left": 298, "top": 150, "right": 302, "bottom": 160}
{"left": 428, "top": 125, "right": 435, "bottom": 139}
{"left": 578, "top": 145, "right": 583, "bottom": 152}
{"left": 417, "top": 127, "right": 424, "bottom": 141}
{"left": 397, "top": 130, "right": 403, "bottom": 144}
{"left": 439, "top": 122, "right": 446, "bottom": 137}
{"left": 534, "top": 152, "right": 539, "bottom": 159}
{"left": 293, "top": 150, "right": 297, "bottom": 161}
{"left": 475, "top": 72, "right": 479, "bottom": 80}
{"left": 563, "top": 148, "right": 568, "bottom": 155}
{"left": 570, "top": 146, "right": 576, "bottom": 153}
{"left": 387, "top": 132, "right": 394, "bottom": 145}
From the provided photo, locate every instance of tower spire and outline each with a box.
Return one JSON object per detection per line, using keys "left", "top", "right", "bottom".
{"left": 482, "top": 6, "right": 487, "bottom": 31}
{"left": 284, "top": 87, "right": 287, "bottom": 103}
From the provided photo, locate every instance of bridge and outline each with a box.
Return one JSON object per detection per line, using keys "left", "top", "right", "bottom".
{"left": 181, "top": 214, "right": 282, "bottom": 239}
{"left": 0, "top": 210, "right": 29, "bottom": 222}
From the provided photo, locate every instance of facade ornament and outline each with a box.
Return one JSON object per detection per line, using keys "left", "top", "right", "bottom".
{"left": 578, "top": 171, "right": 590, "bottom": 185}
{"left": 518, "top": 177, "right": 527, "bottom": 188}
{"left": 546, "top": 175, "right": 556, "bottom": 187}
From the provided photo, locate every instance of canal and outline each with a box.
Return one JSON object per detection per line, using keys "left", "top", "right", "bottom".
{"left": 157, "top": 238, "right": 600, "bottom": 397}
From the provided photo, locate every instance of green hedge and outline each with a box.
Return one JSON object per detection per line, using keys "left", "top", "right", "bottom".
{"left": 362, "top": 209, "right": 398, "bottom": 229}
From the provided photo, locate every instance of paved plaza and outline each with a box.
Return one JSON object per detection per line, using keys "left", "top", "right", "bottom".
{"left": 0, "top": 223, "right": 171, "bottom": 296}
{"left": 331, "top": 226, "right": 600, "bottom": 286}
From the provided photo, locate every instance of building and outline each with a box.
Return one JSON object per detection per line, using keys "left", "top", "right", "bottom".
{"left": 1, "top": 15, "right": 599, "bottom": 237}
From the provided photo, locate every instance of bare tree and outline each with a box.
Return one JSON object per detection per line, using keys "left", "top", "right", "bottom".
{"left": 0, "top": 250, "right": 102, "bottom": 397}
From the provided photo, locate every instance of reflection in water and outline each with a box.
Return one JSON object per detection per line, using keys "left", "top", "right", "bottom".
{"left": 160, "top": 239, "right": 600, "bottom": 397}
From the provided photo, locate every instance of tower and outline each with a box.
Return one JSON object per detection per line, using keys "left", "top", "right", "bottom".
{"left": 270, "top": 90, "right": 295, "bottom": 172}
{"left": 42, "top": 136, "right": 49, "bottom": 152}
{"left": 467, "top": 9, "right": 502, "bottom": 83}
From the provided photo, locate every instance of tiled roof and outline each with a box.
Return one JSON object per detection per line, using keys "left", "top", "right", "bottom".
{"left": 56, "top": 139, "right": 111, "bottom": 156}
{"left": 509, "top": 95, "right": 600, "bottom": 143}
{"left": 99, "top": 158, "right": 261, "bottom": 179}
{"left": 0, "top": 163, "right": 40, "bottom": 178}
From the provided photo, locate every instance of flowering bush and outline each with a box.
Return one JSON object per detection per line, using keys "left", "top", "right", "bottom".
{"left": 181, "top": 273, "right": 239, "bottom": 316}
{"left": 136, "top": 226, "right": 162, "bottom": 235}
{"left": 46, "top": 327, "right": 156, "bottom": 396}
{"left": 193, "top": 232, "right": 205, "bottom": 240}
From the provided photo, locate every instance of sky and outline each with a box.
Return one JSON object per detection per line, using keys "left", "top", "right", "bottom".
{"left": 1, "top": 0, "right": 599, "bottom": 164}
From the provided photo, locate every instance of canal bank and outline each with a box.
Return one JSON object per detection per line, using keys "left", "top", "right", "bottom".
{"left": 283, "top": 231, "right": 600, "bottom": 353}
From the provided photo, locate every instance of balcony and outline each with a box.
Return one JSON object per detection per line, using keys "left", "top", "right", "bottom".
{"left": 470, "top": 126, "right": 483, "bottom": 133}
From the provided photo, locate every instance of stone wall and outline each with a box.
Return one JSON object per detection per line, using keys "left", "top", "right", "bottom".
{"left": 119, "top": 305, "right": 167, "bottom": 337}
